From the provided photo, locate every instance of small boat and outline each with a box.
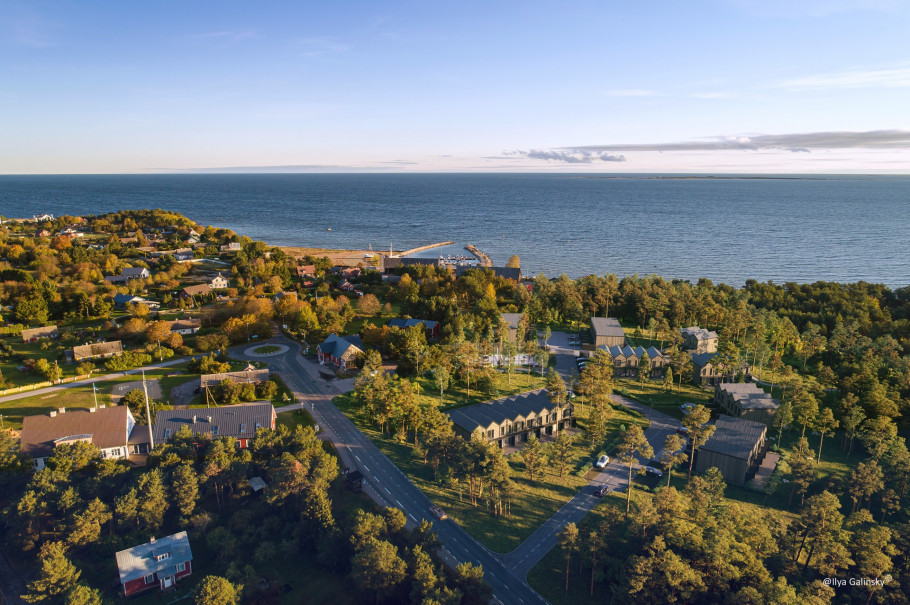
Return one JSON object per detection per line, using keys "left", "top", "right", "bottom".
{"left": 327, "top": 228, "right": 332, "bottom": 231}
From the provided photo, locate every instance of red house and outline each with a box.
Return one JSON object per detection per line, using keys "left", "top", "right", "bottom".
{"left": 116, "top": 532, "right": 193, "bottom": 596}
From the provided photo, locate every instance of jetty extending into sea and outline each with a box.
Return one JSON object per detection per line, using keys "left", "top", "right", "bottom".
{"left": 398, "top": 241, "right": 454, "bottom": 256}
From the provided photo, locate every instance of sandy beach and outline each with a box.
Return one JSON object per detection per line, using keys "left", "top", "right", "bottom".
{"left": 279, "top": 246, "right": 387, "bottom": 267}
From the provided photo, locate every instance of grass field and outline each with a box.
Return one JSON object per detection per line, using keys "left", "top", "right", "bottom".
{"left": 614, "top": 379, "right": 714, "bottom": 420}
{"left": 334, "top": 390, "right": 646, "bottom": 553}
{"left": 415, "top": 371, "right": 547, "bottom": 411}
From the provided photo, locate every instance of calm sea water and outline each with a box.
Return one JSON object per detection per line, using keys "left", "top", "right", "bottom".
{"left": 1, "top": 173, "right": 908, "bottom": 288}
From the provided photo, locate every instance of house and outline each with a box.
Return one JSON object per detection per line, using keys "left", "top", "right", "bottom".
{"left": 317, "top": 334, "right": 363, "bottom": 370}
{"left": 199, "top": 367, "right": 270, "bottom": 389}
{"left": 695, "top": 415, "right": 768, "bottom": 484}
{"left": 21, "top": 325, "right": 59, "bottom": 343}
{"left": 714, "top": 382, "right": 779, "bottom": 425}
{"left": 387, "top": 318, "right": 440, "bottom": 339}
{"left": 341, "top": 267, "right": 362, "bottom": 280}
{"left": 380, "top": 256, "right": 438, "bottom": 273}
{"left": 296, "top": 264, "right": 316, "bottom": 278}
{"left": 170, "top": 318, "right": 201, "bottom": 335}
{"left": 220, "top": 242, "right": 242, "bottom": 252}
{"left": 116, "top": 532, "right": 193, "bottom": 596}
{"left": 500, "top": 313, "right": 523, "bottom": 341}
{"left": 590, "top": 317, "right": 626, "bottom": 348}
{"left": 691, "top": 352, "right": 751, "bottom": 386}
{"left": 69, "top": 340, "right": 123, "bottom": 362}
{"left": 447, "top": 389, "right": 574, "bottom": 448}
{"left": 104, "top": 267, "right": 151, "bottom": 284}
{"left": 33, "top": 213, "right": 54, "bottom": 222}
{"left": 20, "top": 405, "right": 151, "bottom": 470}
{"left": 37, "top": 229, "right": 51, "bottom": 237}
{"left": 680, "top": 326, "right": 718, "bottom": 354}
{"left": 210, "top": 273, "right": 229, "bottom": 289}
{"left": 112, "top": 293, "right": 159, "bottom": 310}
{"left": 179, "top": 284, "right": 213, "bottom": 299}
{"left": 153, "top": 403, "right": 277, "bottom": 448}
{"left": 600, "top": 345, "right": 669, "bottom": 378}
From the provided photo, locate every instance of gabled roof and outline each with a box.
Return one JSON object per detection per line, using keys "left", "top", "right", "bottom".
{"left": 116, "top": 532, "right": 193, "bottom": 584}
{"left": 717, "top": 383, "right": 779, "bottom": 410}
{"left": 388, "top": 318, "right": 438, "bottom": 330}
{"left": 681, "top": 326, "right": 718, "bottom": 340}
{"left": 690, "top": 352, "right": 718, "bottom": 368}
{"left": 113, "top": 293, "right": 142, "bottom": 305}
{"left": 170, "top": 318, "right": 201, "bottom": 332}
{"left": 602, "top": 345, "right": 666, "bottom": 361}
{"left": 447, "top": 389, "right": 554, "bottom": 434}
{"left": 21, "top": 325, "right": 59, "bottom": 341}
{"left": 590, "top": 317, "right": 625, "bottom": 338}
{"left": 72, "top": 340, "right": 123, "bottom": 360}
{"left": 153, "top": 402, "right": 275, "bottom": 444}
{"left": 21, "top": 406, "right": 134, "bottom": 459}
{"left": 181, "top": 284, "right": 212, "bottom": 297}
{"left": 317, "top": 333, "right": 363, "bottom": 358}
{"left": 700, "top": 415, "right": 766, "bottom": 460}
{"left": 121, "top": 267, "right": 149, "bottom": 277}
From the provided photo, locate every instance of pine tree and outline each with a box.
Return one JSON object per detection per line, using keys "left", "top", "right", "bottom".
{"left": 22, "top": 542, "right": 82, "bottom": 603}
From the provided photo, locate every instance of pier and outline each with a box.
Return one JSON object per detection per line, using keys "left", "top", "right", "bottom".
{"left": 465, "top": 244, "right": 493, "bottom": 267}
{"left": 399, "top": 241, "right": 455, "bottom": 256}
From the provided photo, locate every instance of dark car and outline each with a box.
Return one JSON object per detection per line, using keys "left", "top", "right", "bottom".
{"left": 595, "top": 485, "right": 609, "bottom": 496}
{"left": 676, "top": 426, "right": 690, "bottom": 436}
{"left": 429, "top": 506, "right": 448, "bottom": 520}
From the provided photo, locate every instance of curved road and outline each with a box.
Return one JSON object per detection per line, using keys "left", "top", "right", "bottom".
{"left": 232, "top": 330, "right": 684, "bottom": 604}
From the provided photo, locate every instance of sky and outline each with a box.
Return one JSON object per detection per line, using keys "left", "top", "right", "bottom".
{"left": 1, "top": 0, "right": 910, "bottom": 174}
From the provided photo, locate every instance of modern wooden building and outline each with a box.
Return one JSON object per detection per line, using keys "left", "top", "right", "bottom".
{"left": 69, "top": 340, "right": 123, "bottom": 362}
{"left": 714, "top": 382, "right": 779, "bottom": 425}
{"left": 680, "top": 326, "right": 718, "bottom": 354}
{"left": 691, "top": 352, "right": 752, "bottom": 386}
{"left": 600, "top": 345, "right": 669, "bottom": 378}
{"left": 388, "top": 318, "right": 440, "bottom": 338}
{"left": 590, "top": 317, "right": 626, "bottom": 348}
{"left": 695, "top": 415, "right": 768, "bottom": 484}
{"left": 116, "top": 532, "right": 193, "bottom": 596}
{"left": 447, "top": 389, "right": 574, "bottom": 448}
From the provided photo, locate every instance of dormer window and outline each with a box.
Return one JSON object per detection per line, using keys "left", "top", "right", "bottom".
{"left": 155, "top": 552, "right": 170, "bottom": 562}
{"left": 212, "top": 426, "right": 219, "bottom": 436}
{"left": 240, "top": 424, "right": 246, "bottom": 433}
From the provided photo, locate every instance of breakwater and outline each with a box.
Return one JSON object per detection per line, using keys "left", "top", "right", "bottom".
{"left": 400, "top": 241, "right": 455, "bottom": 256}
{"left": 465, "top": 244, "right": 493, "bottom": 267}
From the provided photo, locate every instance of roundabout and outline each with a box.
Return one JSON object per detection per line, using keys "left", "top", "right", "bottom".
{"left": 244, "top": 343, "right": 289, "bottom": 357}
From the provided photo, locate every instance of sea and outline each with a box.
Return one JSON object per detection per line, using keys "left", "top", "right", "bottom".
{"left": 1, "top": 173, "right": 908, "bottom": 289}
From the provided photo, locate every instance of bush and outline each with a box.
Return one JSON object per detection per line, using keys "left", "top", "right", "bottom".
{"left": 188, "top": 354, "right": 230, "bottom": 375}
{"left": 255, "top": 380, "right": 279, "bottom": 400}
{"left": 105, "top": 350, "right": 153, "bottom": 371}
{"left": 576, "top": 463, "right": 593, "bottom": 477}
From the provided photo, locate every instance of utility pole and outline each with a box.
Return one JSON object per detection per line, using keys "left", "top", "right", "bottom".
{"left": 92, "top": 383, "right": 98, "bottom": 411}
{"left": 142, "top": 371, "right": 155, "bottom": 449}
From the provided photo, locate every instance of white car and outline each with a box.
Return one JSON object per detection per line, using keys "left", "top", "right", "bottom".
{"left": 595, "top": 455, "right": 610, "bottom": 469}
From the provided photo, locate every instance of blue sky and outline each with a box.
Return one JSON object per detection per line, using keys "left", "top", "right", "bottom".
{"left": 1, "top": 0, "right": 909, "bottom": 173}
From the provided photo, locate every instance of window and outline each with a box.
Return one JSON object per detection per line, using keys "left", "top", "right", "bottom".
{"left": 155, "top": 552, "right": 170, "bottom": 562}
{"left": 176, "top": 562, "right": 186, "bottom": 573}
{"left": 164, "top": 428, "right": 171, "bottom": 439}
{"left": 240, "top": 424, "right": 246, "bottom": 433}
{"left": 212, "top": 426, "right": 219, "bottom": 436}
{"left": 111, "top": 448, "right": 121, "bottom": 457}
{"left": 144, "top": 574, "right": 155, "bottom": 585}
{"left": 255, "top": 422, "right": 261, "bottom": 430}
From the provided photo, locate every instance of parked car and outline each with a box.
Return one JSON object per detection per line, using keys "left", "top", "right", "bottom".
{"left": 567, "top": 390, "right": 576, "bottom": 399}
{"left": 680, "top": 403, "right": 695, "bottom": 414}
{"left": 429, "top": 506, "right": 448, "bottom": 520}
{"left": 595, "top": 485, "right": 609, "bottom": 496}
{"left": 595, "top": 455, "right": 610, "bottom": 469}
{"left": 644, "top": 466, "right": 664, "bottom": 477}
{"left": 676, "top": 426, "right": 690, "bottom": 436}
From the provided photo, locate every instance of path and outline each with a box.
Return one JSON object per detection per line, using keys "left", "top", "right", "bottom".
{"left": 229, "top": 335, "right": 547, "bottom": 605}
{"left": 0, "top": 356, "right": 196, "bottom": 405}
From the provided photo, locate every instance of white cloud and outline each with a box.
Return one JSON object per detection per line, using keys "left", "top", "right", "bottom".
{"left": 771, "top": 64, "right": 910, "bottom": 90}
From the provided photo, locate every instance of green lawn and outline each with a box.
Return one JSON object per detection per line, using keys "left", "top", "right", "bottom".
{"left": 252, "top": 344, "right": 281, "bottom": 354}
{"left": 416, "top": 371, "right": 546, "bottom": 411}
{"left": 614, "top": 378, "right": 714, "bottom": 420}
{"left": 276, "top": 409, "right": 315, "bottom": 432}
{"left": 334, "top": 391, "right": 645, "bottom": 553}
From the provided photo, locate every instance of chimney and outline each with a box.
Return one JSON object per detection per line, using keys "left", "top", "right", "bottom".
{"left": 150, "top": 536, "right": 156, "bottom": 543}
{"left": 58, "top": 407, "right": 66, "bottom": 414}
{"left": 99, "top": 404, "right": 106, "bottom": 409}
{"left": 89, "top": 408, "right": 96, "bottom": 413}
{"left": 207, "top": 416, "right": 212, "bottom": 423}
{"left": 49, "top": 411, "right": 57, "bottom": 418}
{"left": 192, "top": 415, "right": 197, "bottom": 423}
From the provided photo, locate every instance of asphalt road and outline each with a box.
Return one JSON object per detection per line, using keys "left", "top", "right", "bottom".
{"left": 231, "top": 329, "right": 684, "bottom": 604}
{"left": 231, "top": 334, "right": 548, "bottom": 605}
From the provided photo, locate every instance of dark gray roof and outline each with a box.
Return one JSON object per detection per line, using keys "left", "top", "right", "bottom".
{"left": 382, "top": 256, "right": 438, "bottom": 271}
{"left": 501, "top": 313, "right": 523, "bottom": 329}
{"left": 717, "top": 383, "right": 779, "bottom": 410}
{"left": 681, "top": 326, "right": 718, "bottom": 340}
{"left": 388, "top": 318, "right": 439, "bottom": 330}
{"left": 317, "top": 333, "right": 363, "bottom": 358}
{"left": 590, "top": 317, "right": 625, "bottom": 338}
{"left": 603, "top": 345, "right": 666, "bottom": 361}
{"left": 690, "top": 352, "right": 718, "bottom": 368}
{"left": 116, "top": 532, "right": 193, "bottom": 584}
{"left": 447, "top": 389, "right": 553, "bottom": 433}
{"left": 701, "top": 415, "right": 766, "bottom": 460}
{"left": 153, "top": 403, "right": 275, "bottom": 444}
